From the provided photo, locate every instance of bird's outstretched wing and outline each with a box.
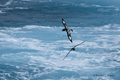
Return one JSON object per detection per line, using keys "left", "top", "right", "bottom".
{"left": 68, "top": 34, "right": 72, "bottom": 42}
{"left": 62, "top": 18, "right": 68, "bottom": 29}
{"left": 62, "top": 49, "right": 72, "bottom": 60}
{"left": 73, "top": 41, "right": 85, "bottom": 48}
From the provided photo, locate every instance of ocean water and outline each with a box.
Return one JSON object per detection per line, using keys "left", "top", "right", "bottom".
{"left": 0, "top": 0, "right": 120, "bottom": 80}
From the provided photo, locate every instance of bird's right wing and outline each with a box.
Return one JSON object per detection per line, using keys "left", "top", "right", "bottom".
{"left": 74, "top": 41, "right": 85, "bottom": 48}
{"left": 62, "top": 49, "right": 72, "bottom": 60}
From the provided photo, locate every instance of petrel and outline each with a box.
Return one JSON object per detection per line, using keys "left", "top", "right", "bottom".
{"left": 62, "top": 18, "right": 73, "bottom": 42}
{"left": 63, "top": 41, "right": 85, "bottom": 60}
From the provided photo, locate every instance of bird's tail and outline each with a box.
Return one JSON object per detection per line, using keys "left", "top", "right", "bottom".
{"left": 69, "top": 29, "right": 73, "bottom": 32}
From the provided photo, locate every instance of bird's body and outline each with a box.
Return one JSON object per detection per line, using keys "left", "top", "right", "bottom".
{"left": 62, "top": 18, "right": 73, "bottom": 42}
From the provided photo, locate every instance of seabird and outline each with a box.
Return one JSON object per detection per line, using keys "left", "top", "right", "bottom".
{"left": 62, "top": 18, "right": 73, "bottom": 42}
{"left": 63, "top": 41, "right": 85, "bottom": 60}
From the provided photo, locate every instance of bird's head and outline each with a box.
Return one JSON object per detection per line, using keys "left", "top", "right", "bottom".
{"left": 71, "top": 48, "right": 75, "bottom": 51}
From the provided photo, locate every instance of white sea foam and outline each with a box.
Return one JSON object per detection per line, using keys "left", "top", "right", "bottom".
{"left": 15, "top": 7, "right": 28, "bottom": 10}
{"left": 0, "top": 24, "right": 120, "bottom": 79}
{"left": 24, "top": 25, "right": 51, "bottom": 29}
{"left": 0, "top": 36, "right": 45, "bottom": 51}
{"left": 73, "top": 3, "right": 89, "bottom": 7}
{"left": 22, "top": 0, "right": 31, "bottom": 1}
{"left": 92, "top": 4, "right": 115, "bottom": 8}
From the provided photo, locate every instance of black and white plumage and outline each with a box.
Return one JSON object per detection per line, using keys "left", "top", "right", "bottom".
{"left": 62, "top": 18, "right": 73, "bottom": 42}
{"left": 62, "top": 41, "right": 85, "bottom": 60}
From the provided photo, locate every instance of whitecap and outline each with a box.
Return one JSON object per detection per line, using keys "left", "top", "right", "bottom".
{"left": 0, "top": 10, "right": 5, "bottom": 14}
{"left": 24, "top": 25, "right": 51, "bottom": 29}
{"left": 22, "top": 0, "right": 31, "bottom": 1}
{"left": 0, "top": 10, "right": 3, "bottom": 13}
{"left": 0, "top": 0, "right": 13, "bottom": 7}
{"left": 92, "top": 4, "right": 115, "bottom": 8}
{"left": 4, "top": 0, "right": 13, "bottom": 6}
{"left": 15, "top": 7, "right": 28, "bottom": 10}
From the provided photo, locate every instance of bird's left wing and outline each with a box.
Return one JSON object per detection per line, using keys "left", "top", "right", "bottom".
{"left": 62, "top": 49, "right": 72, "bottom": 60}
{"left": 62, "top": 18, "right": 67, "bottom": 28}
{"left": 68, "top": 34, "right": 72, "bottom": 42}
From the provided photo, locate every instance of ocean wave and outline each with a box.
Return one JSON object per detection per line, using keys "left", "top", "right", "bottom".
{"left": 0, "top": 0, "right": 120, "bottom": 27}
{"left": 92, "top": 4, "right": 106, "bottom": 7}
{"left": 23, "top": 25, "right": 52, "bottom": 29}
{"left": 0, "top": 1, "right": 120, "bottom": 80}
{"left": 0, "top": 0, "right": 13, "bottom": 7}
{"left": 0, "top": 10, "right": 4, "bottom": 14}
{"left": 14, "top": 7, "right": 29, "bottom": 10}
{"left": 0, "top": 24, "right": 120, "bottom": 79}
{"left": 70, "top": 3, "right": 120, "bottom": 14}
{"left": 22, "top": 0, "right": 31, "bottom": 1}
{"left": 72, "top": 3, "right": 117, "bottom": 8}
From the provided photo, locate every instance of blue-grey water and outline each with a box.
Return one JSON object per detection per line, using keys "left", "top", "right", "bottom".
{"left": 0, "top": 0, "right": 120, "bottom": 80}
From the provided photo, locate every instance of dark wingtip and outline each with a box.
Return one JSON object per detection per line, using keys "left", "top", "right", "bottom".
{"left": 62, "top": 53, "right": 65, "bottom": 60}
{"left": 62, "top": 18, "right": 64, "bottom": 22}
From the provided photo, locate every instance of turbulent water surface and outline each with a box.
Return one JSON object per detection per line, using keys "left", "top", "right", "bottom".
{"left": 0, "top": 0, "right": 120, "bottom": 80}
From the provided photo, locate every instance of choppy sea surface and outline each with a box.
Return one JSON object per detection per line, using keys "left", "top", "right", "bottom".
{"left": 0, "top": 0, "right": 120, "bottom": 80}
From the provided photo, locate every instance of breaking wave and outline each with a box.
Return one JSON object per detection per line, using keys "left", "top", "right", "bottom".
{"left": 0, "top": 24, "right": 120, "bottom": 79}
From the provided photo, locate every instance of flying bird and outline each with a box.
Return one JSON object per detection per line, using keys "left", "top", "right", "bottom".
{"left": 62, "top": 18, "right": 73, "bottom": 42}
{"left": 63, "top": 41, "right": 85, "bottom": 60}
